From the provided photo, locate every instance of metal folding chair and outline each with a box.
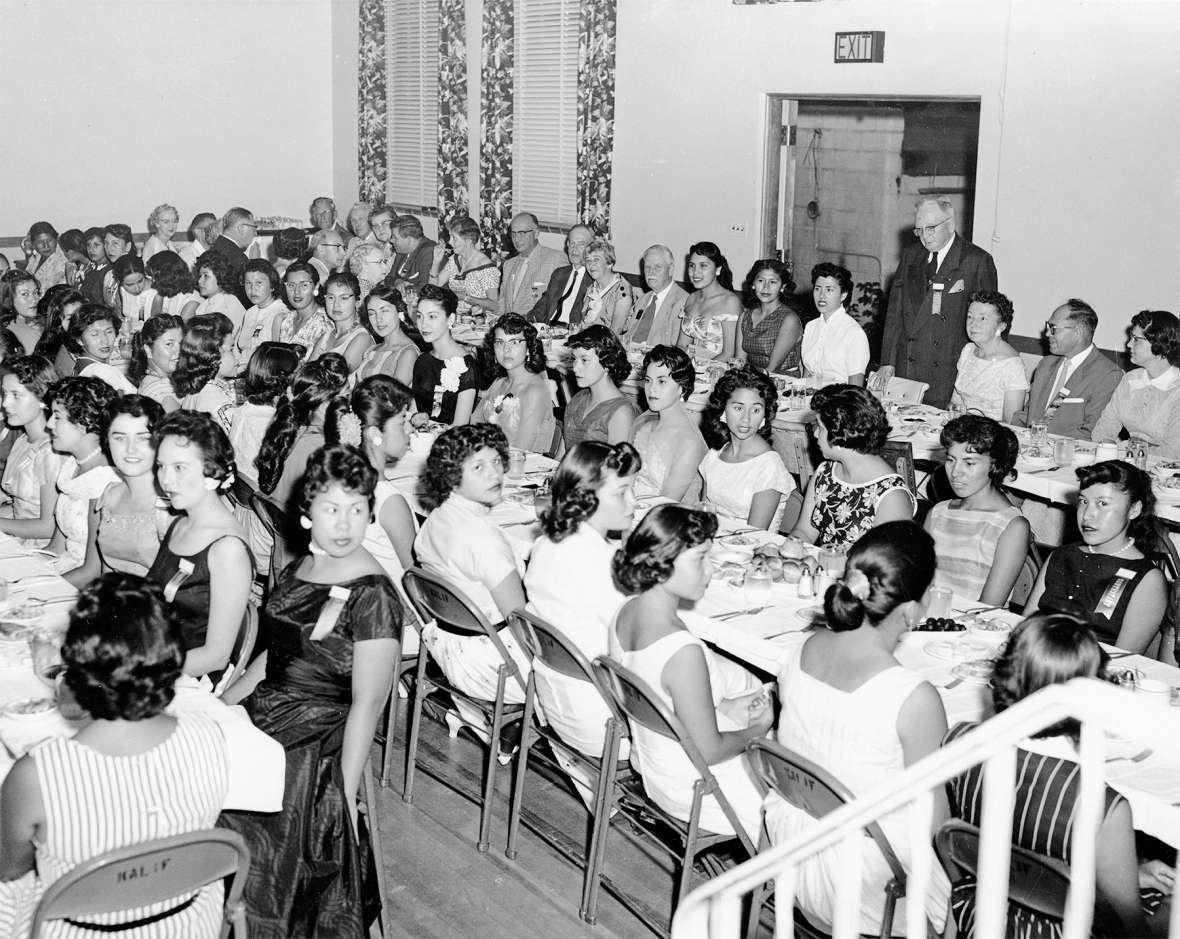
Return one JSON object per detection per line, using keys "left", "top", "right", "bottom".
{"left": 29, "top": 829, "right": 250, "bottom": 939}
{"left": 400, "top": 568, "right": 527, "bottom": 852}
{"left": 214, "top": 602, "right": 259, "bottom": 698}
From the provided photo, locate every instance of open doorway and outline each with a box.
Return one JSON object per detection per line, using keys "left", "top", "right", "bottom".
{"left": 760, "top": 96, "right": 981, "bottom": 358}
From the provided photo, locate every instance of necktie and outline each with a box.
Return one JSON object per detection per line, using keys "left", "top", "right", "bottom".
{"left": 925, "top": 251, "right": 938, "bottom": 285}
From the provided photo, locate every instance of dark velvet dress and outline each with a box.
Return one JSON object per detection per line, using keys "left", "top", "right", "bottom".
{"left": 411, "top": 351, "right": 477, "bottom": 424}
{"left": 219, "top": 566, "right": 402, "bottom": 939}
{"left": 1038, "top": 544, "right": 1157, "bottom": 645}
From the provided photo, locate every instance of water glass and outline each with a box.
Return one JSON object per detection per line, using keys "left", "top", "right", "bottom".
{"left": 507, "top": 447, "right": 527, "bottom": 479}
{"left": 30, "top": 629, "right": 63, "bottom": 686}
{"left": 1052, "top": 436, "right": 1076, "bottom": 466}
{"left": 926, "top": 586, "right": 953, "bottom": 620}
{"left": 1030, "top": 421, "right": 1049, "bottom": 446}
{"left": 743, "top": 570, "right": 773, "bottom": 610}
{"left": 947, "top": 402, "right": 966, "bottom": 421}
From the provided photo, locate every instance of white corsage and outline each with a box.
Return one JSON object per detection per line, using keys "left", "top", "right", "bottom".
{"left": 337, "top": 411, "right": 363, "bottom": 447}
{"left": 439, "top": 357, "right": 467, "bottom": 393}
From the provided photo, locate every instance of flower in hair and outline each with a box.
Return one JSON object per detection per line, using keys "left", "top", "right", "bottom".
{"left": 842, "top": 568, "right": 871, "bottom": 601}
{"left": 338, "top": 411, "right": 363, "bottom": 447}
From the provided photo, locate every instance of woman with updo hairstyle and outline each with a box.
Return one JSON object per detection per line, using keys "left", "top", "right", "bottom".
{"left": 326, "top": 374, "right": 418, "bottom": 579}
{"left": 678, "top": 241, "right": 741, "bottom": 361}
{"left": 0, "top": 353, "right": 66, "bottom": 546}
{"left": 173, "top": 312, "right": 237, "bottom": 428}
{"left": 943, "top": 613, "right": 1171, "bottom": 938}
{"left": 40, "top": 376, "right": 120, "bottom": 580}
{"left": 790, "top": 383, "right": 914, "bottom": 548}
{"left": 130, "top": 312, "right": 184, "bottom": 411}
{"left": 219, "top": 444, "right": 401, "bottom": 936}
{"left": 256, "top": 353, "right": 349, "bottom": 511}
{"left": 24, "top": 220, "right": 67, "bottom": 290}
{"left": 475, "top": 313, "right": 557, "bottom": 453}
{"left": 0, "top": 573, "right": 231, "bottom": 938}
{"left": 31, "top": 284, "right": 85, "bottom": 376}
{"left": 146, "top": 409, "right": 252, "bottom": 684}
{"left": 632, "top": 344, "right": 707, "bottom": 500}
{"left": 737, "top": 257, "right": 802, "bottom": 373}
{"left": 1026, "top": 460, "right": 1167, "bottom": 654}
{"left": 609, "top": 503, "right": 770, "bottom": 841}
{"left": 563, "top": 323, "right": 637, "bottom": 449}
{"left": 276, "top": 260, "right": 329, "bottom": 354}
{"left": 225, "top": 341, "right": 302, "bottom": 487}
{"left": 925, "top": 414, "right": 1029, "bottom": 605}
{"left": 764, "top": 521, "right": 950, "bottom": 935}
{"left": 145, "top": 249, "right": 201, "bottom": 320}
{"left": 699, "top": 365, "right": 794, "bottom": 529}
{"left": 354, "top": 282, "right": 419, "bottom": 385}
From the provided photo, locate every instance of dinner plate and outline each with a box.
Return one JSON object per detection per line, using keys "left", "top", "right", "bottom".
{"left": 1, "top": 697, "right": 55, "bottom": 719}
{"left": 924, "top": 639, "right": 990, "bottom": 662}
{"left": 1152, "top": 484, "right": 1180, "bottom": 505}
{"left": 793, "top": 605, "right": 824, "bottom": 626}
{"left": 1017, "top": 455, "right": 1055, "bottom": 472}
{"left": 951, "top": 658, "right": 996, "bottom": 683}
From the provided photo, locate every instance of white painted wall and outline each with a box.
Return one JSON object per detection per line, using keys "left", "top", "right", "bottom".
{"left": 0, "top": 0, "right": 335, "bottom": 238}
{"left": 612, "top": 0, "right": 1180, "bottom": 349}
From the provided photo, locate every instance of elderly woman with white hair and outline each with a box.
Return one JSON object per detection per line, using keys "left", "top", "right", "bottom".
{"left": 349, "top": 241, "right": 393, "bottom": 300}
{"left": 344, "top": 202, "right": 375, "bottom": 253}
{"left": 142, "top": 204, "right": 180, "bottom": 262}
{"left": 581, "top": 238, "right": 633, "bottom": 335}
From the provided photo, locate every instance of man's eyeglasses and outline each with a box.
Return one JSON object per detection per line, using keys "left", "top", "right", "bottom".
{"left": 1043, "top": 323, "right": 1078, "bottom": 336}
{"left": 492, "top": 338, "right": 526, "bottom": 349}
{"left": 912, "top": 218, "right": 950, "bottom": 239}
{"left": 510, "top": 229, "right": 537, "bottom": 238}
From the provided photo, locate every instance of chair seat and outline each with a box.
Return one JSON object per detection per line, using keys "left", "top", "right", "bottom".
{"left": 615, "top": 773, "right": 736, "bottom": 850}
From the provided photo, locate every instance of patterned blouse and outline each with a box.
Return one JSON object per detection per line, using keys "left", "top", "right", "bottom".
{"left": 681, "top": 305, "right": 738, "bottom": 360}
{"left": 739, "top": 304, "right": 800, "bottom": 372}
{"left": 809, "top": 460, "right": 914, "bottom": 549}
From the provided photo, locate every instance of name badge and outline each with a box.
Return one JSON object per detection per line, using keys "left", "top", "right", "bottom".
{"left": 1095, "top": 568, "right": 1137, "bottom": 618}
{"left": 310, "top": 585, "right": 352, "bottom": 641}
{"left": 931, "top": 282, "right": 944, "bottom": 317}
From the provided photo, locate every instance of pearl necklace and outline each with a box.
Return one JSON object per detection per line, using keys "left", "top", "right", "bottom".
{"left": 1085, "top": 538, "right": 1135, "bottom": 558}
{"left": 75, "top": 447, "right": 103, "bottom": 466}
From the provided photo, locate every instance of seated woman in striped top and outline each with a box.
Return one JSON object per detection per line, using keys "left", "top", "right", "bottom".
{"left": 924, "top": 414, "right": 1029, "bottom": 606}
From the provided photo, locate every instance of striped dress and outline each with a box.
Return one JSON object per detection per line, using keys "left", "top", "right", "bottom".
{"left": 17, "top": 713, "right": 229, "bottom": 938}
{"left": 927, "top": 501, "right": 1023, "bottom": 602}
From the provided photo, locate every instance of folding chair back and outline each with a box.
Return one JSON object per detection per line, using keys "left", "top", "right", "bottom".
{"left": 215, "top": 602, "right": 259, "bottom": 697}
{"left": 30, "top": 828, "right": 250, "bottom": 939}
{"left": 249, "top": 492, "right": 302, "bottom": 586}
{"left": 878, "top": 439, "right": 916, "bottom": 495}
{"left": 777, "top": 489, "right": 804, "bottom": 536}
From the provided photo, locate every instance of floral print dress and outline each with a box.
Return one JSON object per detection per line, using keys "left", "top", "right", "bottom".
{"left": 809, "top": 461, "right": 915, "bottom": 549}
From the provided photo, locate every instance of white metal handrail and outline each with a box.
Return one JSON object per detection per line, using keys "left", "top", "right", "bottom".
{"left": 672, "top": 678, "right": 1180, "bottom": 939}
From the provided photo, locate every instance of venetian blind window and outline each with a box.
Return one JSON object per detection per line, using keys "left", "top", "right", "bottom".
{"left": 512, "top": 0, "right": 579, "bottom": 226}
{"left": 387, "top": 0, "right": 440, "bottom": 208}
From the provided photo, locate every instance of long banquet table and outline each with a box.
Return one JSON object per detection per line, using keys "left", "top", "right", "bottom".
{"left": 0, "top": 533, "right": 285, "bottom": 811}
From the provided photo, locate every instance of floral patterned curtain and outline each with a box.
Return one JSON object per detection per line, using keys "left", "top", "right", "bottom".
{"left": 357, "top": 0, "right": 387, "bottom": 205}
{"left": 576, "top": 0, "right": 617, "bottom": 235}
{"left": 437, "top": 0, "right": 470, "bottom": 224}
{"left": 479, "top": 0, "right": 514, "bottom": 262}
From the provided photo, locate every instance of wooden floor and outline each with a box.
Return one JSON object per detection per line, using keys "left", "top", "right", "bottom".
{"left": 369, "top": 702, "right": 734, "bottom": 939}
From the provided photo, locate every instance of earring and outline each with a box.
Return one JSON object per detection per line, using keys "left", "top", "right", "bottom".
{"left": 203, "top": 478, "right": 219, "bottom": 492}
{"left": 300, "top": 517, "right": 312, "bottom": 530}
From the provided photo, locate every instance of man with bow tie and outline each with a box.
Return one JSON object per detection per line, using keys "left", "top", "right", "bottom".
{"left": 881, "top": 197, "right": 998, "bottom": 408}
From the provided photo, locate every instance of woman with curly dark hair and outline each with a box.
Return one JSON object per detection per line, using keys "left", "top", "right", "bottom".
{"left": 67, "top": 302, "right": 135, "bottom": 393}
{"left": 236, "top": 258, "right": 287, "bottom": 370}
{"left": 790, "top": 383, "right": 914, "bottom": 547}
{"left": 563, "top": 323, "right": 636, "bottom": 450}
{"left": 411, "top": 283, "right": 478, "bottom": 427}
{"left": 31, "top": 284, "right": 84, "bottom": 375}
{"left": 145, "top": 249, "right": 201, "bottom": 320}
{"left": 764, "top": 521, "right": 949, "bottom": 935}
{"left": 736, "top": 258, "right": 801, "bottom": 373}
{"left": 1091, "top": 310, "right": 1180, "bottom": 456}
{"left": 192, "top": 250, "right": 246, "bottom": 339}
{"left": 353, "top": 283, "right": 418, "bottom": 385}
{"left": 219, "top": 445, "right": 402, "bottom": 937}
{"left": 146, "top": 409, "right": 252, "bottom": 683}
{"left": 130, "top": 312, "right": 184, "bottom": 411}
{"left": 699, "top": 365, "right": 794, "bottom": 530}
{"left": 275, "top": 261, "right": 329, "bottom": 355}
{"left": 632, "top": 344, "right": 707, "bottom": 500}
{"left": 1, "top": 270, "right": 43, "bottom": 354}
{"left": 40, "top": 377, "right": 120, "bottom": 579}
{"left": 801, "top": 261, "right": 868, "bottom": 386}
{"left": 414, "top": 423, "right": 529, "bottom": 735}
{"left": 0, "top": 354, "right": 66, "bottom": 545}
{"left": 474, "top": 313, "right": 556, "bottom": 452}
{"left": 307, "top": 271, "right": 374, "bottom": 372}
{"left": 950, "top": 289, "right": 1028, "bottom": 421}
{"left": 0, "top": 573, "right": 232, "bottom": 937}
{"left": 610, "top": 503, "right": 769, "bottom": 840}
{"left": 925, "top": 414, "right": 1029, "bottom": 605}
{"left": 1026, "top": 460, "right": 1167, "bottom": 653}
{"left": 256, "top": 353, "right": 349, "bottom": 511}
{"left": 943, "top": 614, "right": 1167, "bottom": 938}
{"left": 678, "top": 241, "right": 741, "bottom": 361}
{"left": 173, "top": 312, "right": 236, "bottom": 427}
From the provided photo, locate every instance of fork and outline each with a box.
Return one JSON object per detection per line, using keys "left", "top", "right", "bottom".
{"left": 938, "top": 677, "right": 965, "bottom": 690}
{"left": 1106, "top": 748, "right": 1153, "bottom": 764}
{"left": 1030, "top": 465, "right": 1061, "bottom": 475}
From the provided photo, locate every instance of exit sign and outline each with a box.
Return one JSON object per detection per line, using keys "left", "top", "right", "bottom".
{"left": 834, "top": 31, "right": 885, "bottom": 63}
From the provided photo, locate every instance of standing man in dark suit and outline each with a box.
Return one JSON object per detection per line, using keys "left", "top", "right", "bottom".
{"left": 526, "top": 224, "right": 594, "bottom": 327}
{"left": 207, "top": 207, "right": 255, "bottom": 307}
{"left": 881, "top": 197, "right": 998, "bottom": 408}
{"left": 1012, "top": 299, "right": 1123, "bottom": 439}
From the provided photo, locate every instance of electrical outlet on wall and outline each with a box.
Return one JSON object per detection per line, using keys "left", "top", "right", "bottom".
{"left": 730, "top": 223, "right": 747, "bottom": 234}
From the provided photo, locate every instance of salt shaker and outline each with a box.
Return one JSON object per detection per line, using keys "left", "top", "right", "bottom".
{"left": 797, "top": 567, "right": 814, "bottom": 599}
